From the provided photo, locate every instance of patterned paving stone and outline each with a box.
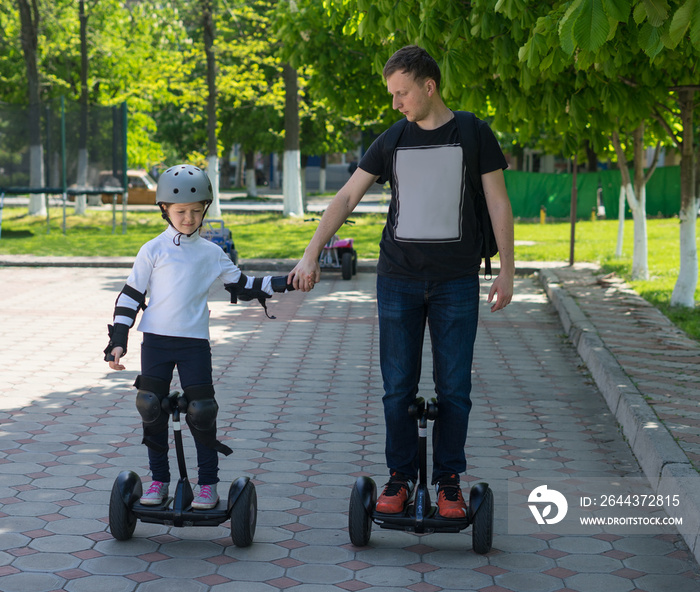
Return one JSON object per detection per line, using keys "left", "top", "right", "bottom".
{"left": 0, "top": 267, "right": 698, "bottom": 591}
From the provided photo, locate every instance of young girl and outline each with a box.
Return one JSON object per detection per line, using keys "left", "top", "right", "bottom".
{"left": 105, "top": 163, "right": 286, "bottom": 510}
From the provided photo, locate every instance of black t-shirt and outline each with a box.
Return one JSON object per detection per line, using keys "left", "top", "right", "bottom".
{"left": 359, "top": 115, "right": 507, "bottom": 280}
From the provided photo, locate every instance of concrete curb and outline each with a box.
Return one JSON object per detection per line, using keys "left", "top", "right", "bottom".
{"left": 0, "top": 255, "right": 137, "bottom": 268}
{"left": 538, "top": 267, "right": 700, "bottom": 563}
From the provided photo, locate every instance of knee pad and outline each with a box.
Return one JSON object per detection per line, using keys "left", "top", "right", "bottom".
{"left": 187, "top": 397, "right": 219, "bottom": 432}
{"left": 184, "top": 384, "right": 232, "bottom": 456}
{"left": 133, "top": 375, "right": 170, "bottom": 452}
{"left": 136, "top": 390, "right": 163, "bottom": 424}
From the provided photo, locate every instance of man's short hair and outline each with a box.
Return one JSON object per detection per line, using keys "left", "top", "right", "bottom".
{"left": 383, "top": 45, "right": 441, "bottom": 90}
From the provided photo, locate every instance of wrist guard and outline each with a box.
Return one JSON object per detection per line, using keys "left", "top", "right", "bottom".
{"left": 104, "top": 323, "right": 129, "bottom": 361}
{"left": 270, "top": 276, "right": 294, "bottom": 293}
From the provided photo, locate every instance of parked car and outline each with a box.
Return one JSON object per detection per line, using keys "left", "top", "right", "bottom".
{"left": 99, "top": 169, "right": 157, "bottom": 205}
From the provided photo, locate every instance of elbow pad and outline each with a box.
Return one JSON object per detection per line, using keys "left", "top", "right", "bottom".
{"left": 224, "top": 275, "right": 292, "bottom": 319}
{"left": 113, "top": 284, "right": 147, "bottom": 325}
{"left": 224, "top": 275, "right": 272, "bottom": 303}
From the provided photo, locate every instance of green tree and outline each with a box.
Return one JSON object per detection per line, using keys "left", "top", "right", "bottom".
{"left": 274, "top": 0, "right": 389, "bottom": 125}
{"left": 200, "top": 0, "right": 222, "bottom": 216}
{"left": 490, "top": 2, "right": 666, "bottom": 279}
{"left": 543, "top": 0, "right": 700, "bottom": 306}
{"left": 216, "top": 0, "right": 285, "bottom": 196}
{"left": 300, "top": 96, "right": 357, "bottom": 196}
{"left": 17, "top": 0, "right": 44, "bottom": 215}
{"left": 313, "top": 0, "right": 698, "bottom": 302}
{"left": 42, "top": 0, "right": 189, "bottom": 168}
{"left": 282, "top": 61, "right": 303, "bottom": 215}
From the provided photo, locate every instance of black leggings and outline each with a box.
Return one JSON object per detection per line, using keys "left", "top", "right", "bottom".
{"left": 140, "top": 333, "right": 219, "bottom": 485}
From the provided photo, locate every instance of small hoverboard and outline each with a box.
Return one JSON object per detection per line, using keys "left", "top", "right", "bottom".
{"left": 109, "top": 391, "right": 257, "bottom": 547}
{"left": 348, "top": 397, "right": 494, "bottom": 553}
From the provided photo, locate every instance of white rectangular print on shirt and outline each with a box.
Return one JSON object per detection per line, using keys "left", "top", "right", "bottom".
{"left": 393, "top": 144, "right": 463, "bottom": 242}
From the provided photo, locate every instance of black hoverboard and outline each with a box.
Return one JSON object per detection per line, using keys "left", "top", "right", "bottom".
{"left": 108, "top": 391, "right": 257, "bottom": 546}
{"left": 348, "top": 397, "right": 494, "bottom": 553}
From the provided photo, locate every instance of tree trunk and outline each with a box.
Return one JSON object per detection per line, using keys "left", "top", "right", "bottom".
{"left": 202, "top": 0, "right": 221, "bottom": 217}
{"left": 631, "top": 186, "right": 649, "bottom": 280}
{"left": 75, "top": 0, "right": 90, "bottom": 213}
{"left": 319, "top": 154, "right": 327, "bottom": 194}
{"left": 630, "top": 125, "right": 650, "bottom": 280}
{"left": 282, "top": 63, "right": 303, "bottom": 217}
{"left": 220, "top": 152, "right": 232, "bottom": 189}
{"left": 245, "top": 150, "right": 257, "bottom": 197}
{"left": 670, "top": 89, "right": 697, "bottom": 308}
{"left": 204, "top": 157, "right": 218, "bottom": 218}
{"left": 568, "top": 154, "right": 577, "bottom": 266}
{"left": 236, "top": 149, "right": 245, "bottom": 187}
{"left": 611, "top": 127, "right": 649, "bottom": 280}
{"left": 300, "top": 153, "right": 308, "bottom": 211}
{"left": 584, "top": 140, "right": 597, "bottom": 172}
{"left": 696, "top": 145, "right": 700, "bottom": 213}
{"left": 18, "top": 0, "right": 45, "bottom": 216}
{"left": 615, "top": 184, "right": 625, "bottom": 258}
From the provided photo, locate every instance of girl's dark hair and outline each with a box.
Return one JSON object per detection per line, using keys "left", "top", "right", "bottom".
{"left": 383, "top": 45, "right": 441, "bottom": 90}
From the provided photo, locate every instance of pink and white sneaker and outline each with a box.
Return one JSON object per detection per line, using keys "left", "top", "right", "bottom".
{"left": 193, "top": 484, "right": 219, "bottom": 510}
{"left": 139, "top": 481, "right": 169, "bottom": 506}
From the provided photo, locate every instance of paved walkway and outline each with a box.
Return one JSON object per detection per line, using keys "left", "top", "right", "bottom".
{"left": 539, "top": 265, "right": 700, "bottom": 564}
{"left": 0, "top": 265, "right": 698, "bottom": 591}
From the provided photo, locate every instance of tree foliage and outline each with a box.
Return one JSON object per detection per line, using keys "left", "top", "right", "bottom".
{"left": 0, "top": 0, "right": 363, "bottom": 172}
{"left": 273, "top": 0, "right": 699, "bottom": 304}
{"left": 2, "top": 0, "right": 698, "bottom": 191}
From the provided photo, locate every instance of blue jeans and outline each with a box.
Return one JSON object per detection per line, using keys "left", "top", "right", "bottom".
{"left": 140, "top": 334, "right": 219, "bottom": 485}
{"left": 377, "top": 274, "right": 479, "bottom": 483}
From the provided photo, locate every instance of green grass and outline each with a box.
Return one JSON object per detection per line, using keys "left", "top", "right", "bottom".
{"left": 515, "top": 216, "right": 700, "bottom": 341}
{"left": 1, "top": 206, "right": 699, "bottom": 340}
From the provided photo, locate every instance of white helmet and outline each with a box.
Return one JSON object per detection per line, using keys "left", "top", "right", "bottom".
{"left": 156, "top": 164, "right": 213, "bottom": 204}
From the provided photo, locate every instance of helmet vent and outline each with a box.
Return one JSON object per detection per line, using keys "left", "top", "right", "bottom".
{"left": 173, "top": 188, "right": 179, "bottom": 194}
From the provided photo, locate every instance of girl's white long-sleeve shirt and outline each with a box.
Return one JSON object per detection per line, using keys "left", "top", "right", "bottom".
{"left": 114, "top": 225, "right": 245, "bottom": 340}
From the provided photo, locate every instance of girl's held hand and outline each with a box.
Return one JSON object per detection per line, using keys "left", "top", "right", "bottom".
{"left": 109, "top": 347, "right": 125, "bottom": 371}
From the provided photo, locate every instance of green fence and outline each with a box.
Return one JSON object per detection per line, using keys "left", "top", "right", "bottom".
{"left": 0, "top": 99, "right": 127, "bottom": 193}
{"left": 504, "top": 166, "right": 681, "bottom": 219}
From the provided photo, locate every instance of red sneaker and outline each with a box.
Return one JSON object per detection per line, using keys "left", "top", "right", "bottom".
{"left": 375, "top": 472, "right": 414, "bottom": 514}
{"left": 436, "top": 474, "right": 467, "bottom": 518}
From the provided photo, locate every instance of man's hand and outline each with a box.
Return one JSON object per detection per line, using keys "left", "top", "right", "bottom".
{"left": 288, "top": 255, "right": 321, "bottom": 292}
{"left": 288, "top": 169, "right": 376, "bottom": 292}
{"left": 487, "top": 271, "right": 514, "bottom": 312}
{"left": 108, "top": 347, "right": 125, "bottom": 371}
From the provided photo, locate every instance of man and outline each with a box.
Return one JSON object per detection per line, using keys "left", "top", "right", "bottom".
{"left": 289, "top": 45, "right": 514, "bottom": 518}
